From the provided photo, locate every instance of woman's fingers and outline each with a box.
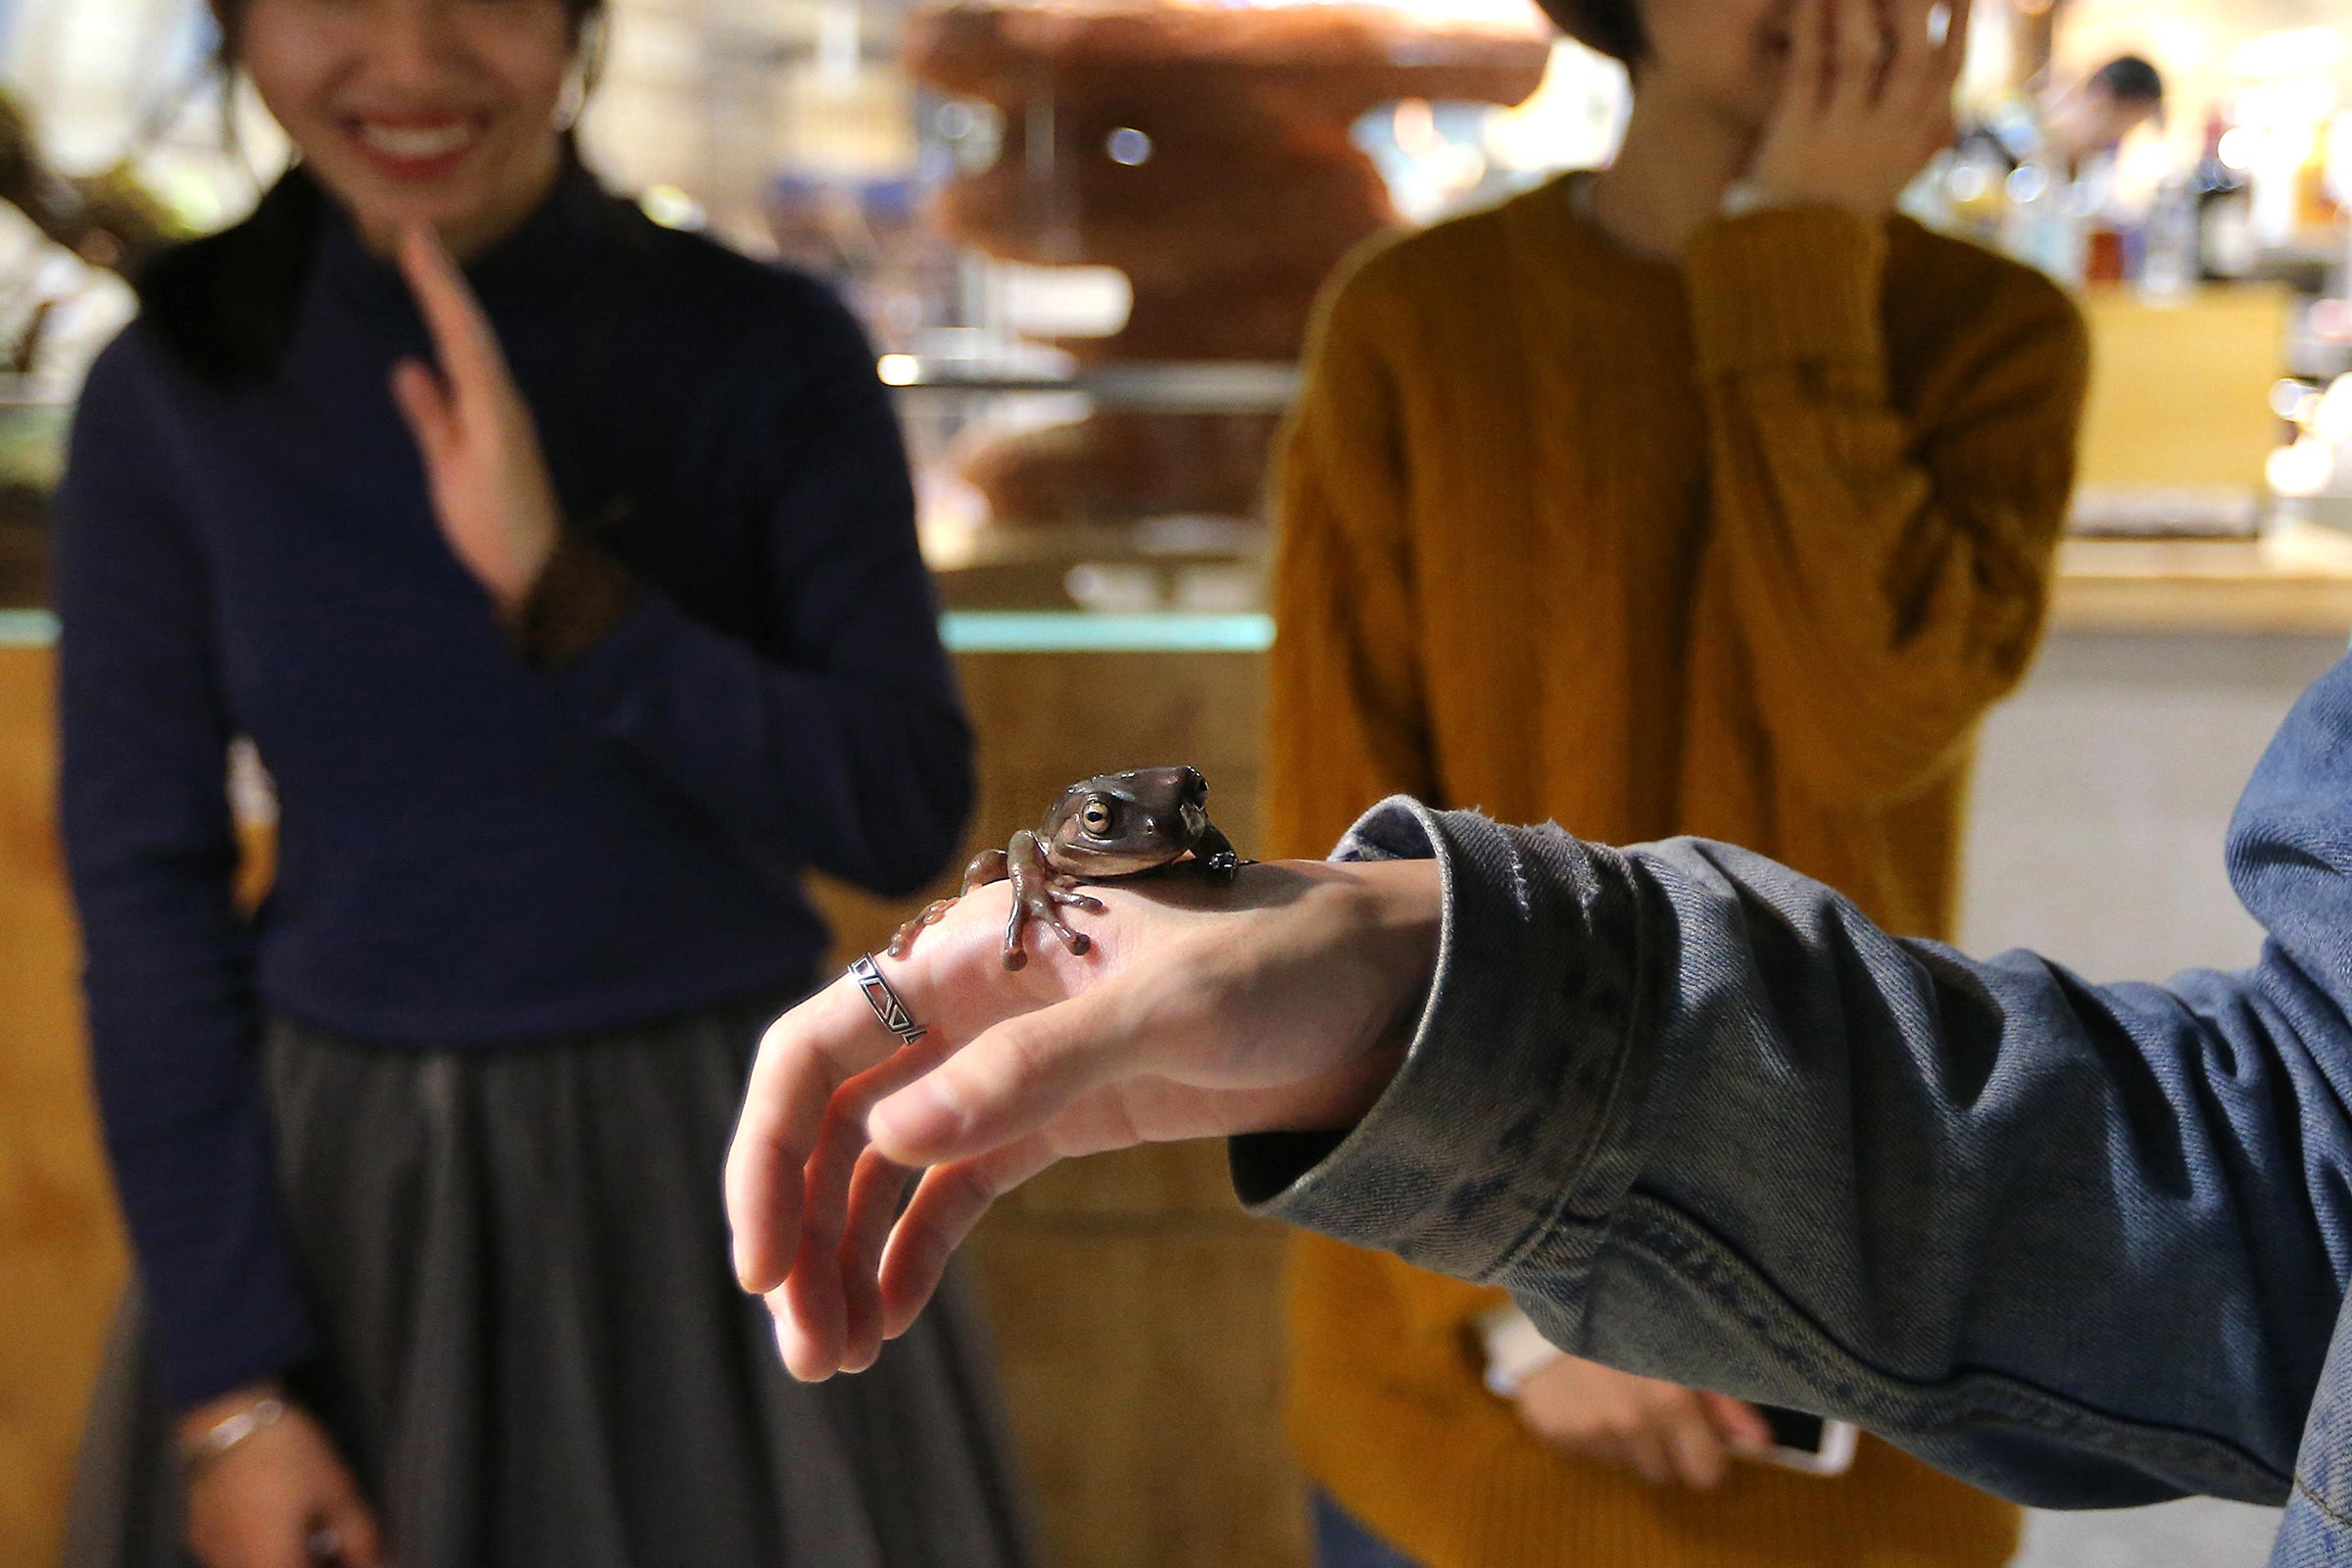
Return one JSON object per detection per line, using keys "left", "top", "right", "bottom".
{"left": 1699, "top": 1392, "right": 1774, "bottom": 1453}
{"left": 1777, "top": 0, "right": 1829, "bottom": 121}
{"left": 1656, "top": 1396, "right": 1732, "bottom": 1489}
{"left": 877, "top": 1135, "right": 1062, "bottom": 1339}
{"left": 395, "top": 224, "right": 507, "bottom": 402}
{"left": 1929, "top": 0, "right": 1973, "bottom": 100}
{"left": 319, "top": 1495, "right": 385, "bottom": 1568}
{"left": 726, "top": 975, "right": 919, "bottom": 1294}
{"left": 1828, "top": 0, "right": 1884, "bottom": 113}
{"left": 387, "top": 358, "right": 457, "bottom": 467}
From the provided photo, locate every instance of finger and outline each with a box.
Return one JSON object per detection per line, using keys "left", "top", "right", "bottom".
{"left": 1621, "top": 1429, "right": 1675, "bottom": 1487}
{"left": 1658, "top": 1398, "right": 1732, "bottom": 1489}
{"left": 868, "top": 985, "right": 1138, "bottom": 1167}
{"left": 388, "top": 358, "right": 458, "bottom": 466}
{"left": 396, "top": 223, "right": 507, "bottom": 402}
{"left": 725, "top": 977, "right": 910, "bottom": 1294}
{"left": 1779, "top": 0, "right": 1829, "bottom": 120}
{"left": 837, "top": 1146, "right": 917, "bottom": 1373}
{"left": 321, "top": 1498, "right": 386, "bottom": 1568}
{"left": 1926, "top": 0, "right": 1972, "bottom": 110}
{"left": 878, "top": 1134, "right": 1060, "bottom": 1338}
{"left": 1829, "top": 0, "right": 1883, "bottom": 112}
{"left": 1701, "top": 1393, "right": 1775, "bottom": 1453}
{"left": 1886, "top": 0, "right": 1934, "bottom": 94}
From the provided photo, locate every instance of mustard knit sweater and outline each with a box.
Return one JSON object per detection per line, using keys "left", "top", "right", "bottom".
{"left": 1267, "top": 177, "right": 2090, "bottom": 1568}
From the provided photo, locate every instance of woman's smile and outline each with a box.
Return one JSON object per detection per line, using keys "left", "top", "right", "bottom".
{"left": 341, "top": 111, "right": 493, "bottom": 183}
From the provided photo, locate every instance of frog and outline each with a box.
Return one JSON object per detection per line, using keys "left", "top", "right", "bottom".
{"left": 888, "top": 765, "right": 1245, "bottom": 970}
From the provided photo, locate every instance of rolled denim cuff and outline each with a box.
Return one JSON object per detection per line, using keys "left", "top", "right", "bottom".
{"left": 1233, "top": 799, "right": 1647, "bottom": 1287}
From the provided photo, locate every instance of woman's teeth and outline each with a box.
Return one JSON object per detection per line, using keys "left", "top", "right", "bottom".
{"left": 357, "top": 122, "right": 477, "bottom": 159}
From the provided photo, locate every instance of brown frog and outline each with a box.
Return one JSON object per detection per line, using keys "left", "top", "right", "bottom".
{"left": 889, "top": 765, "right": 1244, "bottom": 969}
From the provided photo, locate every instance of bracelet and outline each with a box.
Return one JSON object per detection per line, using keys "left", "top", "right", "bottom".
{"left": 180, "top": 1396, "right": 288, "bottom": 1478}
{"left": 1476, "top": 1304, "right": 1568, "bottom": 1399}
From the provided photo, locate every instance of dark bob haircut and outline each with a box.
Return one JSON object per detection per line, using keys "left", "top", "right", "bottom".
{"left": 1532, "top": 0, "right": 1644, "bottom": 66}
{"left": 211, "top": 0, "right": 607, "bottom": 59}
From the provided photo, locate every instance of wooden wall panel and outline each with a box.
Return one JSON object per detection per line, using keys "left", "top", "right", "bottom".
{"left": 0, "top": 649, "right": 125, "bottom": 1568}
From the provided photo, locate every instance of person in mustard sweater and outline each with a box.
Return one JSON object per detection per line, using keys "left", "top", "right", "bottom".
{"left": 1267, "top": 0, "right": 2089, "bottom": 1564}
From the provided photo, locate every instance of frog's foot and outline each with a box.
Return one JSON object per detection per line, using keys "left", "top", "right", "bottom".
{"left": 1194, "top": 824, "right": 1245, "bottom": 887}
{"left": 886, "top": 848, "right": 1012, "bottom": 958}
{"left": 1004, "top": 881, "right": 1107, "bottom": 969}
{"left": 1000, "top": 833, "right": 1105, "bottom": 969}
{"left": 887, "top": 899, "right": 959, "bottom": 958}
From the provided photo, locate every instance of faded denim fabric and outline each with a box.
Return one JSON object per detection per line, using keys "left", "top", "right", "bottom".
{"left": 1236, "top": 653, "right": 2352, "bottom": 1566}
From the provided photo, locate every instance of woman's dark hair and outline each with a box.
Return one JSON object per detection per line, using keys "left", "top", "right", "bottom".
{"left": 140, "top": 0, "right": 608, "bottom": 385}
{"left": 1531, "top": 0, "right": 1645, "bottom": 67}
{"left": 211, "top": 0, "right": 608, "bottom": 66}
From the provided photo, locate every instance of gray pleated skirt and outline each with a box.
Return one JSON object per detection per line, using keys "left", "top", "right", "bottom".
{"left": 65, "top": 997, "right": 1036, "bottom": 1568}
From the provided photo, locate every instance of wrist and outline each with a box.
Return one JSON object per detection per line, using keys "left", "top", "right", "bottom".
{"left": 175, "top": 1383, "right": 290, "bottom": 1476}
{"left": 1477, "top": 1303, "right": 1567, "bottom": 1398}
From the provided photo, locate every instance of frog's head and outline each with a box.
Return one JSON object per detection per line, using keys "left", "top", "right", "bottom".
{"left": 1040, "top": 766, "right": 1211, "bottom": 876}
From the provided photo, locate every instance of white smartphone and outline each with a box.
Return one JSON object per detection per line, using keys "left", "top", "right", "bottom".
{"left": 1747, "top": 1405, "right": 1858, "bottom": 1477}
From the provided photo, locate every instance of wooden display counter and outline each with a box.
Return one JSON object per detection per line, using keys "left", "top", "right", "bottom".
{"left": 2052, "top": 520, "right": 2352, "bottom": 636}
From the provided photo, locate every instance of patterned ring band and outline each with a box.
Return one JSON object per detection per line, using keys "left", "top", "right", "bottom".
{"left": 849, "top": 954, "right": 927, "bottom": 1048}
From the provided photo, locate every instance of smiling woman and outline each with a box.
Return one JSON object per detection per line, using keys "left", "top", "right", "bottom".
{"left": 220, "top": 0, "right": 592, "bottom": 259}
{"left": 53, "top": 1, "right": 1030, "bottom": 1567}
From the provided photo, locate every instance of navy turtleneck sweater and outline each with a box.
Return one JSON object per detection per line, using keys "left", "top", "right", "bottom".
{"left": 55, "top": 168, "right": 972, "bottom": 1407}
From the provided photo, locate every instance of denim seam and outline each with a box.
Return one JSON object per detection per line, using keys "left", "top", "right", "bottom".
{"left": 2294, "top": 1472, "right": 2352, "bottom": 1530}
{"left": 1608, "top": 1198, "right": 2293, "bottom": 1500}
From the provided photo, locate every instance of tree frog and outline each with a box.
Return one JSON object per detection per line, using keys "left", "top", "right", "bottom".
{"left": 889, "top": 765, "right": 1244, "bottom": 969}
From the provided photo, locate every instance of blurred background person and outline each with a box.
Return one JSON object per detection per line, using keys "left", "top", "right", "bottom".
{"left": 1961, "top": 51, "right": 2167, "bottom": 178}
{"left": 1266, "top": 0, "right": 2089, "bottom": 1565}
{"left": 53, "top": 1, "right": 1029, "bottom": 1566}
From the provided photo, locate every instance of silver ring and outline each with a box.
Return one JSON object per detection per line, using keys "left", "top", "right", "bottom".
{"left": 849, "top": 954, "right": 927, "bottom": 1047}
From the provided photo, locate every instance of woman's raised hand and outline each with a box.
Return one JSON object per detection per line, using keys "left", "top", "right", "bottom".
{"left": 723, "top": 858, "right": 1441, "bottom": 1382}
{"left": 390, "top": 225, "right": 561, "bottom": 617}
{"left": 1748, "top": 0, "right": 1972, "bottom": 218}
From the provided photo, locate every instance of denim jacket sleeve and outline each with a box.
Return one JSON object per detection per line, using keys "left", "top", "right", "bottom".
{"left": 1236, "top": 653, "right": 2352, "bottom": 1513}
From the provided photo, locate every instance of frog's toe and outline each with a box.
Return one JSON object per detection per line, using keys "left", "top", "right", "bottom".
{"left": 887, "top": 898, "right": 958, "bottom": 956}
{"left": 1052, "top": 888, "right": 1106, "bottom": 913}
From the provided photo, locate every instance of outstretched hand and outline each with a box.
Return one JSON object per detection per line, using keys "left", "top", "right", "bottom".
{"left": 1747, "top": 0, "right": 1972, "bottom": 218}
{"left": 390, "top": 224, "right": 561, "bottom": 616}
{"left": 723, "top": 857, "right": 1442, "bottom": 1381}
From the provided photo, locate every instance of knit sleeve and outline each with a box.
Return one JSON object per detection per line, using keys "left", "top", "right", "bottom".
{"left": 1269, "top": 260, "right": 1510, "bottom": 1341}
{"left": 56, "top": 334, "right": 314, "bottom": 1408}
{"left": 1686, "top": 208, "right": 2087, "bottom": 808}
{"left": 544, "top": 284, "right": 972, "bottom": 899}
{"left": 1266, "top": 257, "right": 1439, "bottom": 864}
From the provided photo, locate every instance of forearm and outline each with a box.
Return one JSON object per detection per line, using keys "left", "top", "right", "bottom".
{"left": 1689, "top": 209, "right": 2079, "bottom": 803}
{"left": 1241, "top": 804, "right": 2342, "bottom": 1509}
{"left": 549, "top": 591, "right": 972, "bottom": 896}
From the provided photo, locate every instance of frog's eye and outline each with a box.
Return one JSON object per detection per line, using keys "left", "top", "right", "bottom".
{"left": 1079, "top": 797, "right": 1115, "bottom": 837}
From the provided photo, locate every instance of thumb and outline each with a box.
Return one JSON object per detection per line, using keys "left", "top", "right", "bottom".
{"left": 1700, "top": 1393, "right": 1774, "bottom": 1452}
{"left": 319, "top": 1492, "right": 387, "bottom": 1568}
{"left": 868, "top": 990, "right": 1133, "bottom": 1167}
{"left": 389, "top": 357, "right": 458, "bottom": 468}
